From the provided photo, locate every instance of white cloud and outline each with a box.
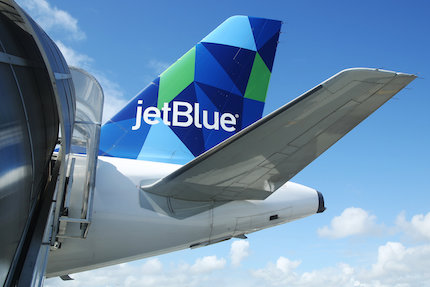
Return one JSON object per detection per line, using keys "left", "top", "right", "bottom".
{"left": 55, "top": 41, "right": 93, "bottom": 69}
{"left": 45, "top": 255, "right": 227, "bottom": 287}
{"left": 17, "top": 0, "right": 85, "bottom": 40}
{"left": 190, "top": 255, "right": 226, "bottom": 273}
{"left": 230, "top": 240, "right": 250, "bottom": 266}
{"left": 396, "top": 211, "right": 430, "bottom": 241}
{"left": 43, "top": 238, "right": 430, "bottom": 287}
{"left": 141, "top": 258, "right": 163, "bottom": 274}
{"left": 318, "top": 207, "right": 381, "bottom": 239}
{"left": 252, "top": 256, "right": 302, "bottom": 285}
{"left": 371, "top": 242, "right": 409, "bottom": 276}
{"left": 252, "top": 242, "right": 430, "bottom": 287}
{"left": 276, "top": 256, "right": 301, "bottom": 273}
{"left": 298, "top": 263, "right": 359, "bottom": 287}
{"left": 365, "top": 242, "right": 430, "bottom": 286}
{"left": 252, "top": 256, "right": 301, "bottom": 285}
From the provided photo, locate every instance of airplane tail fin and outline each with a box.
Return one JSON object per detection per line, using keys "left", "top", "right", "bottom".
{"left": 99, "top": 16, "right": 282, "bottom": 164}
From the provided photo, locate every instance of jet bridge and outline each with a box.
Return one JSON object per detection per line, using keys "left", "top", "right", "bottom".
{"left": 0, "top": 1, "right": 103, "bottom": 286}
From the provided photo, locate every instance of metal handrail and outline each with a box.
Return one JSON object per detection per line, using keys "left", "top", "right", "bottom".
{"left": 55, "top": 67, "right": 103, "bottom": 240}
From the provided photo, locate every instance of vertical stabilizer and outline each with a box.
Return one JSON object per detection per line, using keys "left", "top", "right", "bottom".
{"left": 99, "top": 16, "right": 282, "bottom": 164}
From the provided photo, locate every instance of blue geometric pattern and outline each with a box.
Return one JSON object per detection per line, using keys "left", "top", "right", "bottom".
{"left": 195, "top": 43, "right": 242, "bottom": 96}
{"left": 201, "top": 16, "right": 257, "bottom": 51}
{"left": 201, "top": 42, "right": 255, "bottom": 96}
{"left": 99, "top": 16, "right": 282, "bottom": 164}
{"left": 137, "top": 117, "right": 195, "bottom": 164}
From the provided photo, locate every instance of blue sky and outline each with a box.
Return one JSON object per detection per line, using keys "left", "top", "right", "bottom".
{"left": 16, "top": 0, "right": 430, "bottom": 286}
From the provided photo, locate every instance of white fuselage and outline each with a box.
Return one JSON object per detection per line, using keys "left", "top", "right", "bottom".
{"left": 46, "top": 156, "right": 320, "bottom": 277}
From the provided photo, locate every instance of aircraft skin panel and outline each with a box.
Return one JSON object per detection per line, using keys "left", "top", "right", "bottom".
{"left": 144, "top": 69, "right": 416, "bottom": 201}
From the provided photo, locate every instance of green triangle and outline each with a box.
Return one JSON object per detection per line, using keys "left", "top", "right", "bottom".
{"left": 244, "top": 52, "right": 271, "bottom": 103}
{"left": 158, "top": 47, "right": 196, "bottom": 109}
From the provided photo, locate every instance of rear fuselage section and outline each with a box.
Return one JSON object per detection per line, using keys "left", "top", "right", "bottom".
{"left": 46, "top": 156, "right": 321, "bottom": 276}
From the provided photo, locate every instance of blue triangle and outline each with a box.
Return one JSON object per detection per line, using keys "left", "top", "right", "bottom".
{"left": 202, "top": 42, "right": 255, "bottom": 95}
{"left": 99, "top": 118, "right": 151, "bottom": 159}
{"left": 196, "top": 82, "right": 243, "bottom": 130}
{"left": 169, "top": 83, "right": 205, "bottom": 157}
{"left": 249, "top": 17, "right": 282, "bottom": 50}
{"left": 201, "top": 16, "right": 256, "bottom": 51}
{"left": 195, "top": 43, "right": 242, "bottom": 96}
{"left": 137, "top": 118, "right": 194, "bottom": 165}
{"left": 258, "top": 31, "right": 280, "bottom": 72}
{"left": 195, "top": 84, "right": 236, "bottom": 151}
{"left": 241, "top": 97, "right": 265, "bottom": 129}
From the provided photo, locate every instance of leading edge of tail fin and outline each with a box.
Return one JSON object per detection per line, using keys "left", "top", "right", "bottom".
{"left": 99, "top": 16, "right": 282, "bottom": 164}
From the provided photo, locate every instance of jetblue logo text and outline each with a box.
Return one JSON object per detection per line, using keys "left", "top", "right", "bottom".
{"left": 132, "top": 100, "right": 238, "bottom": 132}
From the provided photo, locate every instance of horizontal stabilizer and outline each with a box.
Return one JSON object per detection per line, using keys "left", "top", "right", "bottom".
{"left": 143, "top": 68, "right": 416, "bottom": 201}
